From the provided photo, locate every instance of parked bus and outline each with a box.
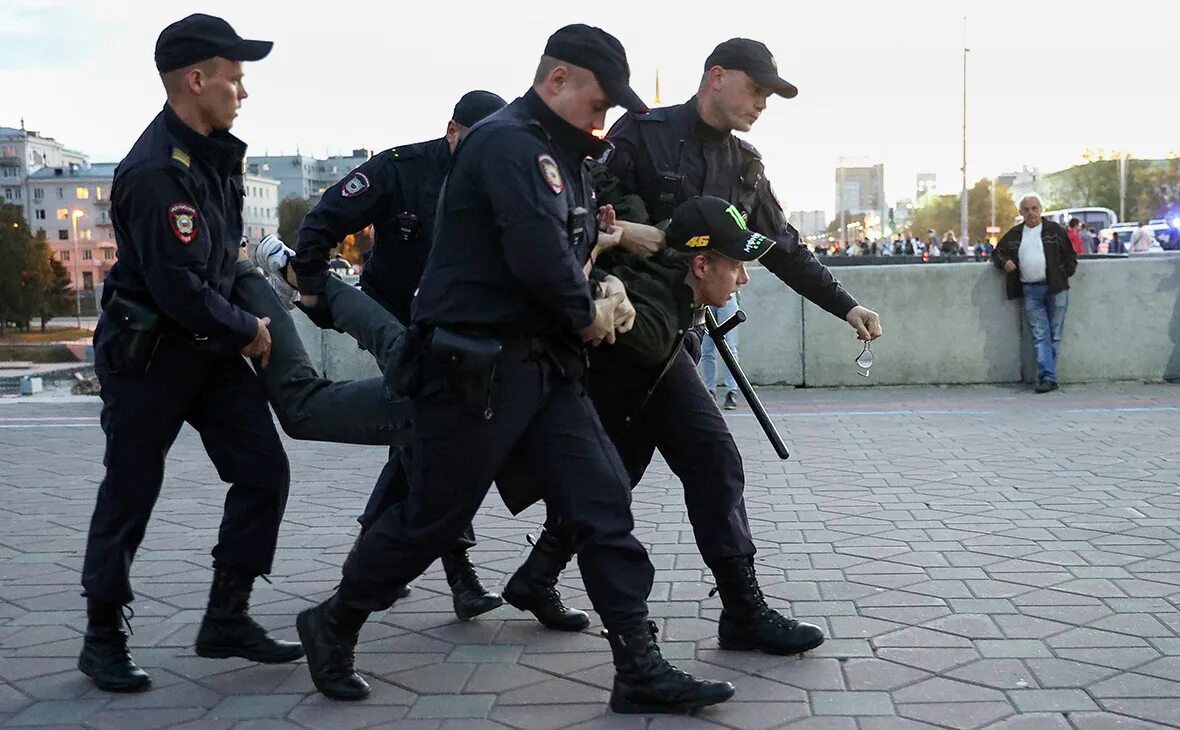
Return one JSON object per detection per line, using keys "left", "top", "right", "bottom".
{"left": 1043, "top": 207, "right": 1118, "bottom": 230}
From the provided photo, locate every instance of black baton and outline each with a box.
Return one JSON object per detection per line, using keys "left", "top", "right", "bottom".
{"left": 705, "top": 308, "right": 789, "bottom": 460}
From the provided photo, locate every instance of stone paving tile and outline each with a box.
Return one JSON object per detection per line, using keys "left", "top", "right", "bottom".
{"left": 3, "top": 384, "right": 1180, "bottom": 728}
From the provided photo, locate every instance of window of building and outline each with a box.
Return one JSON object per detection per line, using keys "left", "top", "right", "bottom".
{"left": 33, "top": 188, "right": 43, "bottom": 201}
{"left": 82, "top": 249, "right": 92, "bottom": 260}
{"left": 3, "top": 188, "right": 14, "bottom": 201}
{"left": 56, "top": 208, "right": 68, "bottom": 220}
{"left": 1, "top": 167, "right": 15, "bottom": 178}
{"left": 56, "top": 187, "right": 63, "bottom": 199}
{"left": 103, "top": 249, "right": 114, "bottom": 260}
{"left": 82, "top": 272, "right": 93, "bottom": 290}
{"left": 95, "top": 186, "right": 103, "bottom": 201}
{"left": 82, "top": 229, "right": 92, "bottom": 241}
{"left": 58, "top": 229, "right": 69, "bottom": 240}
{"left": 35, "top": 209, "right": 45, "bottom": 220}
{"left": 75, "top": 187, "right": 90, "bottom": 200}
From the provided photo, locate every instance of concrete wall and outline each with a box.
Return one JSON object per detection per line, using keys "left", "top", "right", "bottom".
{"left": 301, "top": 256, "right": 1180, "bottom": 387}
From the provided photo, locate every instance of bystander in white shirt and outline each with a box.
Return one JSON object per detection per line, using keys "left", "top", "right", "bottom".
{"left": 1018, "top": 223, "right": 1047, "bottom": 283}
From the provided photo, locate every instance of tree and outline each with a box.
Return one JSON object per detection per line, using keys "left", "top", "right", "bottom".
{"left": 910, "top": 179, "right": 1017, "bottom": 243}
{"left": 41, "top": 251, "right": 74, "bottom": 331}
{"left": 1050, "top": 150, "right": 1152, "bottom": 216}
{"left": 339, "top": 227, "right": 373, "bottom": 266}
{"left": 824, "top": 211, "right": 866, "bottom": 242}
{"left": 277, "top": 196, "right": 313, "bottom": 246}
{"left": 1133, "top": 157, "right": 1180, "bottom": 223}
{"left": 0, "top": 203, "right": 49, "bottom": 334}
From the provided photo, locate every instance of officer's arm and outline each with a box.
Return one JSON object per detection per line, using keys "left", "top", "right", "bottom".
{"left": 483, "top": 132, "right": 595, "bottom": 331}
{"left": 292, "top": 156, "right": 393, "bottom": 294}
{"left": 124, "top": 168, "right": 257, "bottom": 350}
{"left": 749, "top": 180, "right": 858, "bottom": 319}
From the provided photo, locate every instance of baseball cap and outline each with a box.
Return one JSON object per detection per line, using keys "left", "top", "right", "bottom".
{"left": 452, "top": 90, "right": 507, "bottom": 127}
{"left": 704, "top": 38, "right": 797, "bottom": 99}
{"left": 665, "top": 196, "right": 776, "bottom": 262}
{"left": 155, "top": 14, "right": 273, "bottom": 73}
{"left": 544, "top": 24, "right": 649, "bottom": 113}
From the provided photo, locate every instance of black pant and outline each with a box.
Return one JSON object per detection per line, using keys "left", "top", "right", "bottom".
{"left": 82, "top": 327, "right": 290, "bottom": 605}
{"left": 339, "top": 348, "right": 654, "bottom": 630}
{"left": 589, "top": 342, "right": 755, "bottom": 568}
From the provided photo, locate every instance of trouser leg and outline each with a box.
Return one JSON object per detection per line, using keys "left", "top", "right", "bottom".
{"left": 81, "top": 337, "right": 199, "bottom": 605}
{"left": 186, "top": 356, "right": 290, "bottom": 577}
{"left": 231, "top": 261, "right": 410, "bottom": 446}
{"left": 639, "top": 348, "right": 755, "bottom": 567}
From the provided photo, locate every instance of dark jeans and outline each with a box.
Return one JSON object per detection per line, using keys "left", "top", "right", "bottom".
{"left": 230, "top": 262, "right": 410, "bottom": 445}
{"left": 230, "top": 262, "right": 475, "bottom": 548}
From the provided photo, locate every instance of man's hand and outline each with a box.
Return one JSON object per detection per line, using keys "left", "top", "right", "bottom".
{"left": 597, "top": 204, "right": 616, "bottom": 232}
{"left": 241, "top": 316, "right": 273, "bottom": 369}
{"left": 1003, "top": 259, "right": 1017, "bottom": 273}
{"left": 617, "top": 220, "right": 664, "bottom": 258}
{"left": 580, "top": 294, "right": 624, "bottom": 346}
{"left": 845, "top": 305, "right": 882, "bottom": 341}
{"left": 600, "top": 275, "right": 635, "bottom": 334}
{"left": 594, "top": 225, "right": 624, "bottom": 256}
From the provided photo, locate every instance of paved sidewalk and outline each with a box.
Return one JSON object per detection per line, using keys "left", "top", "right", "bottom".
{"left": 1, "top": 383, "right": 1179, "bottom": 729}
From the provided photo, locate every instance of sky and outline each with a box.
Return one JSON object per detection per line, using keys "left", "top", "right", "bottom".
{"left": 2, "top": 0, "right": 1176, "bottom": 217}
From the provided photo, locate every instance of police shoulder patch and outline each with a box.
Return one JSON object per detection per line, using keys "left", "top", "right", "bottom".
{"left": 537, "top": 154, "right": 563, "bottom": 195}
{"left": 171, "top": 147, "right": 191, "bottom": 168}
{"left": 168, "top": 202, "right": 199, "bottom": 244}
{"left": 341, "top": 172, "right": 370, "bottom": 198}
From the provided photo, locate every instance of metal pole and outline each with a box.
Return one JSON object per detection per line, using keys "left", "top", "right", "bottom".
{"left": 960, "top": 17, "right": 970, "bottom": 245}
{"left": 991, "top": 177, "right": 996, "bottom": 229}
{"left": 71, "top": 211, "right": 81, "bottom": 328}
{"left": 839, "top": 161, "right": 846, "bottom": 248}
{"left": 1118, "top": 155, "right": 1127, "bottom": 222}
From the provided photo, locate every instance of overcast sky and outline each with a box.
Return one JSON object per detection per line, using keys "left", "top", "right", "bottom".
{"left": 3, "top": 0, "right": 1174, "bottom": 215}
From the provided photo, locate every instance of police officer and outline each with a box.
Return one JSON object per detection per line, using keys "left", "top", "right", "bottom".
{"left": 280, "top": 91, "right": 508, "bottom": 621}
{"left": 79, "top": 14, "right": 302, "bottom": 693}
{"left": 294, "top": 25, "right": 734, "bottom": 715}
{"left": 509, "top": 38, "right": 883, "bottom": 657}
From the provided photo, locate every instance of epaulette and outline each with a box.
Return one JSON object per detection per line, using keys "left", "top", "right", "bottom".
{"left": 736, "top": 138, "right": 762, "bottom": 160}
{"left": 383, "top": 144, "right": 423, "bottom": 163}
{"left": 634, "top": 108, "right": 668, "bottom": 123}
{"left": 170, "top": 146, "right": 192, "bottom": 170}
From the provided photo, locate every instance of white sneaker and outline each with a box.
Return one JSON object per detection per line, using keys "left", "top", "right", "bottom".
{"left": 252, "top": 234, "right": 299, "bottom": 310}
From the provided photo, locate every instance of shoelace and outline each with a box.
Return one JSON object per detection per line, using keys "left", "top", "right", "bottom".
{"left": 120, "top": 604, "right": 135, "bottom": 636}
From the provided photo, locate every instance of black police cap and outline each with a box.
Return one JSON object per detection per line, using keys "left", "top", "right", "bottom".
{"left": 155, "top": 14, "right": 273, "bottom": 73}
{"left": 452, "top": 90, "right": 507, "bottom": 128}
{"left": 665, "top": 196, "right": 776, "bottom": 262}
{"left": 544, "top": 24, "right": 649, "bottom": 113}
{"left": 705, "top": 38, "right": 797, "bottom": 99}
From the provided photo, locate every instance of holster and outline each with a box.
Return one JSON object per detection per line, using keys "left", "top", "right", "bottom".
{"left": 103, "top": 291, "right": 163, "bottom": 374}
{"left": 425, "top": 327, "right": 502, "bottom": 420}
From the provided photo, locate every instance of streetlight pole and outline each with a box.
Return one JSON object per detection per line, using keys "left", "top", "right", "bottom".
{"left": 838, "top": 158, "right": 846, "bottom": 248}
{"left": 960, "top": 16, "right": 970, "bottom": 246}
{"left": 70, "top": 209, "right": 84, "bottom": 328}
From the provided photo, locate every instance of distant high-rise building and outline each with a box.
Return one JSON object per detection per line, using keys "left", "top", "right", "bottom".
{"left": 788, "top": 210, "right": 827, "bottom": 236}
{"left": 916, "top": 173, "right": 936, "bottom": 205}
{"left": 835, "top": 163, "right": 885, "bottom": 216}
{"left": 249, "top": 148, "right": 371, "bottom": 202}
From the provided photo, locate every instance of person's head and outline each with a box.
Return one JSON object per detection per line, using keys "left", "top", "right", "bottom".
{"left": 1068, "top": 217, "right": 1080, "bottom": 229}
{"left": 532, "top": 24, "right": 647, "bottom": 134}
{"left": 1019, "top": 194, "right": 1044, "bottom": 228}
{"left": 697, "top": 38, "right": 797, "bottom": 133}
{"left": 155, "top": 14, "right": 272, "bottom": 134}
{"left": 446, "top": 90, "right": 507, "bottom": 152}
{"left": 663, "top": 196, "right": 775, "bottom": 307}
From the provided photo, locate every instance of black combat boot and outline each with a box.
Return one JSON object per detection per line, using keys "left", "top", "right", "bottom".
{"left": 194, "top": 568, "right": 305, "bottom": 663}
{"left": 712, "top": 557, "right": 826, "bottom": 655}
{"left": 502, "top": 530, "right": 589, "bottom": 631}
{"left": 606, "top": 621, "right": 735, "bottom": 714}
{"left": 440, "top": 549, "right": 503, "bottom": 620}
{"left": 296, "top": 594, "right": 371, "bottom": 701}
{"left": 78, "top": 599, "right": 151, "bottom": 693}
